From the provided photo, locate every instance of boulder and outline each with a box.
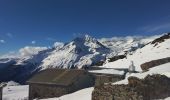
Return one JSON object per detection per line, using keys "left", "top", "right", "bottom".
{"left": 92, "top": 74, "right": 170, "bottom": 100}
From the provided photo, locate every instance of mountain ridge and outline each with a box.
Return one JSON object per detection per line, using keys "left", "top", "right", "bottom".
{"left": 0, "top": 34, "right": 165, "bottom": 83}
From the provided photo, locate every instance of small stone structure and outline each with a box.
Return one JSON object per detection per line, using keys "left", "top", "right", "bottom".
{"left": 27, "top": 69, "right": 95, "bottom": 100}
{"left": 128, "top": 61, "right": 135, "bottom": 73}
{"left": 92, "top": 74, "right": 170, "bottom": 100}
{"left": 141, "top": 57, "right": 170, "bottom": 71}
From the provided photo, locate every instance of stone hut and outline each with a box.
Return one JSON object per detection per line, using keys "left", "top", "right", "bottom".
{"left": 27, "top": 69, "right": 95, "bottom": 100}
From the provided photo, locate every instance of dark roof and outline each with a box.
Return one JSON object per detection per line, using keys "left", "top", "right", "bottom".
{"left": 27, "top": 69, "right": 88, "bottom": 86}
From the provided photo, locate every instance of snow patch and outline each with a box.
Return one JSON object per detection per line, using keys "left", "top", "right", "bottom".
{"left": 41, "top": 87, "right": 94, "bottom": 100}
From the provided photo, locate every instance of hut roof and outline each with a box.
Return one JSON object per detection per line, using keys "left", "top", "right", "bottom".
{"left": 27, "top": 69, "right": 88, "bottom": 86}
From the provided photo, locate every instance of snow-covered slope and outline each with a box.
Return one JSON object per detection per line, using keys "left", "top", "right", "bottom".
{"left": 3, "top": 85, "right": 29, "bottom": 100}
{"left": 98, "top": 35, "right": 160, "bottom": 56}
{"left": 40, "top": 35, "right": 160, "bottom": 69}
{"left": 0, "top": 34, "right": 164, "bottom": 83}
{"left": 40, "top": 35, "right": 110, "bottom": 69}
{"left": 100, "top": 33, "right": 170, "bottom": 71}
{"left": 41, "top": 87, "right": 94, "bottom": 100}
{"left": 114, "top": 62, "right": 170, "bottom": 85}
{"left": 2, "top": 85, "right": 93, "bottom": 100}
{"left": 1, "top": 33, "right": 170, "bottom": 100}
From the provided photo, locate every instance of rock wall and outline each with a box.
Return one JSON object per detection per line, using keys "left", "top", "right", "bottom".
{"left": 108, "top": 55, "right": 126, "bottom": 62}
{"left": 92, "top": 74, "right": 170, "bottom": 100}
{"left": 29, "top": 84, "right": 69, "bottom": 100}
{"left": 94, "top": 75, "right": 123, "bottom": 87}
{"left": 141, "top": 57, "right": 170, "bottom": 71}
{"left": 151, "top": 33, "right": 170, "bottom": 45}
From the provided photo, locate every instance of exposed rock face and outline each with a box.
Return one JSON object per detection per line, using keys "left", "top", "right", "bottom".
{"left": 151, "top": 33, "right": 170, "bottom": 45}
{"left": 92, "top": 55, "right": 126, "bottom": 67}
{"left": 108, "top": 55, "right": 126, "bottom": 62}
{"left": 141, "top": 57, "right": 170, "bottom": 71}
{"left": 92, "top": 74, "right": 170, "bottom": 100}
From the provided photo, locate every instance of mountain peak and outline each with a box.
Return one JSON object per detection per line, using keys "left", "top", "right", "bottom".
{"left": 84, "top": 34, "right": 94, "bottom": 41}
{"left": 73, "top": 34, "right": 96, "bottom": 42}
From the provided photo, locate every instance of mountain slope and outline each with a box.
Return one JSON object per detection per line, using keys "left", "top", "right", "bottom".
{"left": 1, "top": 33, "right": 170, "bottom": 99}
{"left": 98, "top": 35, "right": 160, "bottom": 57}
{"left": 40, "top": 35, "right": 110, "bottom": 69}
{"left": 100, "top": 33, "right": 170, "bottom": 71}
{"left": 0, "top": 34, "right": 162, "bottom": 83}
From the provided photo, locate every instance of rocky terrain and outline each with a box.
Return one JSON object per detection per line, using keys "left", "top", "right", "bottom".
{"left": 92, "top": 74, "right": 170, "bottom": 100}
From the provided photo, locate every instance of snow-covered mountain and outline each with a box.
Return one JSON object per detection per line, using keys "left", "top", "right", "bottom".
{"left": 100, "top": 33, "right": 170, "bottom": 71}
{"left": 40, "top": 35, "right": 110, "bottom": 69}
{"left": 1, "top": 33, "right": 170, "bottom": 100}
{"left": 0, "top": 34, "right": 163, "bottom": 83}
{"left": 98, "top": 35, "right": 160, "bottom": 57}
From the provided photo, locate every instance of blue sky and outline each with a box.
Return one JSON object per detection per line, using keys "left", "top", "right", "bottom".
{"left": 0, "top": 0, "right": 170, "bottom": 55}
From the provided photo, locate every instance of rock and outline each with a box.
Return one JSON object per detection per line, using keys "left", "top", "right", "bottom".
{"left": 140, "top": 57, "right": 170, "bottom": 71}
{"left": 108, "top": 55, "right": 126, "bottom": 62}
{"left": 151, "top": 33, "right": 170, "bottom": 46}
{"left": 92, "top": 74, "right": 170, "bottom": 100}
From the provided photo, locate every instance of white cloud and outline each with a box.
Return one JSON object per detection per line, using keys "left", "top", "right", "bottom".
{"left": 0, "top": 51, "right": 20, "bottom": 58}
{"left": 19, "top": 46, "right": 48, "bottom": 57}
{"left": 6, "top": 33, "right": 13, "bottom": 38}
{"left": 140, "top": 23, "right": 170, "bottom": 33}
{"left": 53, "top": 42, "right": 64, "bottom": 48}
{"left": 0, "top": 39, "right": 5, "bottom": 43}
{"left": 0, "top": 46, "right": 48, "bottom": 58}
{"left": 152, "top": 24, "right": 170, "bottom": 32}
{"left": 31, "top": 41, "right": 36, "bottom": 44}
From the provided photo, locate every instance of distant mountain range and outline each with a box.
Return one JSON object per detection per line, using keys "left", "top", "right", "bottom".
{"left": 0, "top": 34, "right": 165, "bottom": 84}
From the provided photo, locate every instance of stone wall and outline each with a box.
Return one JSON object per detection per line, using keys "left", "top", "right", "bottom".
{"left": 94, "top": 75, "right": 123, "bottom": 87}
{"left": 69, "top": 73, "right": 95, "bottom": 93}
{"left": 141, "top": 57, "right": 170, "bottom": 71}
{"left": 29, "top": 84, "right": 69, "bottom": 100}
{"left": 92, "top": 74, "right": 170, "bottom": 100}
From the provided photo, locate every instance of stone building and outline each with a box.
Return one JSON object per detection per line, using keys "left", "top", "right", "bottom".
{"left": 27, "top": 69, "right": 95, "bottom": 100}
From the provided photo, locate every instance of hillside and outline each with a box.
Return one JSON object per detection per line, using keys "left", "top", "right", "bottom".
{"left": 100, "top": 33, "right": 170, "bottom": 71}
{"left": 0, "top": 34, "right": 158, "bottom": 83}
{"left": 1, "top": 33, "right": 170, "bottom": 100}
